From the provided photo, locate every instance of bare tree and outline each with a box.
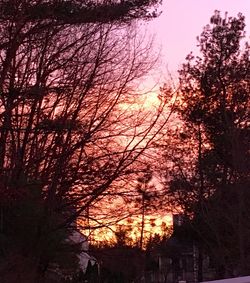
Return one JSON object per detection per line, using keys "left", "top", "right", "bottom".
{"left": 0, "top": 0, "right": 168, "bottom": 281}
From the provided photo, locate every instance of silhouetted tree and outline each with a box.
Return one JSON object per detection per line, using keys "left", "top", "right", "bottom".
{"left": 0, "top": 0, "right": 165, "bottom": 280}
{"left": 161, "top": 11, "right": 250, "bottom": 278}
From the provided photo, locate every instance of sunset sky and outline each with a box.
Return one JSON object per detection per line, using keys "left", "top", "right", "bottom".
{"left": 148, "top": 0, "right": 250, "bottom": 79}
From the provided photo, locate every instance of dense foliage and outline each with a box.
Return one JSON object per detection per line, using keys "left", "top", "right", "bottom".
{"left": 162, "top": 11, "right": 250, "bottom": 279}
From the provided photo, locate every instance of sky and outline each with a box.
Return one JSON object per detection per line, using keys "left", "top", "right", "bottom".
{"left": 86, "top": 1, "right": 250, "bottom": 241}
{"left": 147, "top": 0, "right": 250, "bottom": 79}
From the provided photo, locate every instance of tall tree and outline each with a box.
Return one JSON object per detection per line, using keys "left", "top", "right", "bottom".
{"left": 161, "top": 11, "right": 250, "bottom": 278}
{"left": 0, "top": 0, "right": 165, "bottom": 281}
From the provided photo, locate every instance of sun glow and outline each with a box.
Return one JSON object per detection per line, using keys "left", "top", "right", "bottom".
{"left": 84, "top": 214, "right": 173, "bottom": 248}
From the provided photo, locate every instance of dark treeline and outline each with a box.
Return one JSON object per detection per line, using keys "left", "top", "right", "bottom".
{"left": 0, "top": 1, "right": 249, "bottom": 282}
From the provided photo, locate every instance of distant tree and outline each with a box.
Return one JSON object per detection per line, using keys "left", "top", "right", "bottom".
{"left": 161, "top": 11, "right": 250, "bottom": 278}
{"left": 113, "top": 224, "right": 133, "bottom": 247}
{"left": 136, "top": 167, "right": 153, "bottom": 249}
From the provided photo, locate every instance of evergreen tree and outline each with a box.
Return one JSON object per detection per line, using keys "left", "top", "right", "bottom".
{"left": 162, "top": 11, "right": 250, "bottom": 278}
